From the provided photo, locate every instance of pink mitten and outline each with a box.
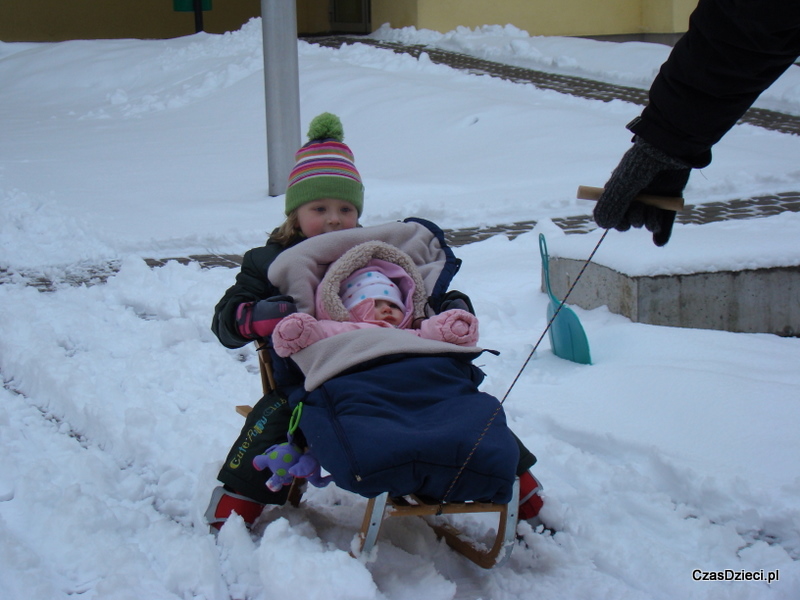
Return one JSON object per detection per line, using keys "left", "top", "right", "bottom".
{"left": 272, "top": 313, "right": 324, "bottom": 356}
{"left": 419, "top": 309, "right": 479, "bottom": 346}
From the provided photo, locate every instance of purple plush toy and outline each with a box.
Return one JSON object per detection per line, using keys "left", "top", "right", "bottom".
{"left": 252, "top": 434, "right": 333, "bottom": 492}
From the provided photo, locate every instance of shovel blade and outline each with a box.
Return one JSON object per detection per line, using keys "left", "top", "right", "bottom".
{"left": 547, "top": 301, "right": 592, "bottom": 365}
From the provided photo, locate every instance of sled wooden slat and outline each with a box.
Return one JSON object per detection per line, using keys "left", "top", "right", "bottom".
{"left": 577, "top": 184, "right": 685, "bottom": 211}
{"left": 235, "top": 404, "right": 253, "bottom": 417}
{"left": 354, "top": 478, "right": 520, "bottom": 569}
{"left": 258, "top": 345, "right": 277, "bottom": 395}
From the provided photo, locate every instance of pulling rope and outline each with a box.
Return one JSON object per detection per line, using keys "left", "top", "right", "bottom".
{"left": 438, "top": 228, "right": 610, "bottom": 510}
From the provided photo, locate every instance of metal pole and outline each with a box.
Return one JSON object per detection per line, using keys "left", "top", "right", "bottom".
{"left": 261, "top": 0, "right": 301, "bottom": 197}
{"left": 193, "top": 0, "right": 204, "bottom": 33}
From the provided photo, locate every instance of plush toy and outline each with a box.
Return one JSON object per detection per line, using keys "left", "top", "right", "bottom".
{"left": 252, "top": 402, "right": 332, "bottom": 492}
{"left": 252, "top": 434, "right": 333, "bottom": 492}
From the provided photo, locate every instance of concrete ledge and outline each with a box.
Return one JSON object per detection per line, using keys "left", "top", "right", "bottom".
{"left": 545, "top": 257, "right": 800, "bottom": 336}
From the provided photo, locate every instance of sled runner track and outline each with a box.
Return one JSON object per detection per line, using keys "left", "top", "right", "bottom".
{"left": 306, "top": 35, "right": 800, "bottom": 137}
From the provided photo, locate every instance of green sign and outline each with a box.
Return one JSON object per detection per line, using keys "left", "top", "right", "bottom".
{"left": 173, "top": 0, "right": 212, "bottom": 11}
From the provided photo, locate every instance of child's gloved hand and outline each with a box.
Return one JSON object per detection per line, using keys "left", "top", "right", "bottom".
{"left": 272, "top": 313, "right": 324, "bottom": 356}
{"left": 420, "top": 309, "right": 479, "bottom": 346}
{"left": 437, "top": 289, "right": 475, "bottom": 315}
{"left": 235, "top": 295, "right": 297, "bottom": 339}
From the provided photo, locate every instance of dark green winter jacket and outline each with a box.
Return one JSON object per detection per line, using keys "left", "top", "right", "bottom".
{"left": 211, "top": 237, "right": 289, "bottom": 349}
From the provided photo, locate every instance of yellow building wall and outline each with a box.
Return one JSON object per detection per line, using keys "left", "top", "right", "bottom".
{"left": 0, "top": 0, "right": 334, "bottom": 42}
{"left": 0, "top": 0, "right": 262, "bottom": 42}
{"left": 0, "top": 0, "right": 697, "bottom": 42}
{"left": 297, "top": 0, "right": 332, "bottom": 35}
{"left": 419, "top": 0, "right": 639, "bottom": 37}
{"left": 642, "top": 0, "right": 696, "bottom": 33}
{"left": 372, "top": 0, "right": 697, "bottom": 36}
{"left": 371, "top": 2, "right": 418, "bottom": 32}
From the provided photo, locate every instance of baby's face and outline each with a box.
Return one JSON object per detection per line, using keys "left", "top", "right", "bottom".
{"left": 372, "top": 299, "right": 404, "bottom": 326}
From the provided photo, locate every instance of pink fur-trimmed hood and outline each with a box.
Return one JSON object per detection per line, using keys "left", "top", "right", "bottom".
{"left": 314, "top": 241, "right": 428, "bottom": 329}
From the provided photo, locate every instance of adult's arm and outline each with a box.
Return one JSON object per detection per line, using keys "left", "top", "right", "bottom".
{"left": 631, "top": 0, "right": 800, "bottom": 166}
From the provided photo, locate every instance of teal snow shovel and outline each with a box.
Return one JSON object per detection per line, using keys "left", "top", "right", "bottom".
{"left": 538, "top": 233, "right": 591, "bottom": 365}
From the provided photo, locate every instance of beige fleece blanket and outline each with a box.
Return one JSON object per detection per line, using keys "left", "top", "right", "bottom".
{"left": 268, "top": 221, "right": 483, "bottom": 390}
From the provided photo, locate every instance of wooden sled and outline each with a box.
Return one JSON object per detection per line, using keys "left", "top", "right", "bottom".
{"left": 240, "top": 342, "right": 518, "bottom": 568}
{"left": 355, "top": 479, "right": 519, "bottom": 569}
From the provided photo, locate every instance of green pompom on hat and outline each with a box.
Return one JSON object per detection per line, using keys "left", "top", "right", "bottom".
{"left": 284, "top": 113, "right": 364, "bottom": 216}
{"left": 307, "top": 112, "right": 344, "bottom": 142}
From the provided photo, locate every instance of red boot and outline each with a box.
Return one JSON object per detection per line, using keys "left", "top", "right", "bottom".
{"left": 205, "top": 486, "right": 265, "bottom": 532}
{"left": 518, "top": 471, "right": 544, "bottom": 522}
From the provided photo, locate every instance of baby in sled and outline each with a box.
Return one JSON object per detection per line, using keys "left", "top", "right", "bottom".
{"left": 271, "top": 241, "right": 479, "bottom": 357}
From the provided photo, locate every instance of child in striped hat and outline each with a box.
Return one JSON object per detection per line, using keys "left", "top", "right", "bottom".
{"left": 206, "top": 112, "right": 366, "bottom": 530}
{"left": 271, "top": 112, "right": 364, "bottom": 245}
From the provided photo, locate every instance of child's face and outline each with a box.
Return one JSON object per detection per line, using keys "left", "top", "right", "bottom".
{"left": 296, "top": 198, "right": 359, "bottom": 238}
{"left": 372, "top": 299, "right": 404, "bottom": 326}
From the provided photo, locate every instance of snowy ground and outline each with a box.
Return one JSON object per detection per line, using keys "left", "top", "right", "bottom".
{"left": 1, "top": 20, "right": 799, "bottom": 600}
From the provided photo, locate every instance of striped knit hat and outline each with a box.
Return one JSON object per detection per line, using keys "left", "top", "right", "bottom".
{"left": 285, "top": 113, "right": 364, "bottom": 216}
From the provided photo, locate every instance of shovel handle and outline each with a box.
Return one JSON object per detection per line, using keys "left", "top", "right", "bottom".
{"left": 577, "top": 185, "right": 684, "bottom": 212}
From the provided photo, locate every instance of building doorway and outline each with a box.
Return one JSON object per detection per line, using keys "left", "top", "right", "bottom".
{"left": 330, "top": 0, "right": 371, "bottom": 34}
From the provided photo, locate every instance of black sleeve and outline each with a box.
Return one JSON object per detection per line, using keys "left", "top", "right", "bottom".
{"left": 211, "top": 243, "right": 283, "bottom": 349}
{"left": 630, "top": 0, "right": 800, "bottom": 167}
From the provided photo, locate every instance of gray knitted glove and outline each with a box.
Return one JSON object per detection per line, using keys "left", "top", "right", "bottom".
{"left": 594, "top": 137, "right": 690, "bottom": 246}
